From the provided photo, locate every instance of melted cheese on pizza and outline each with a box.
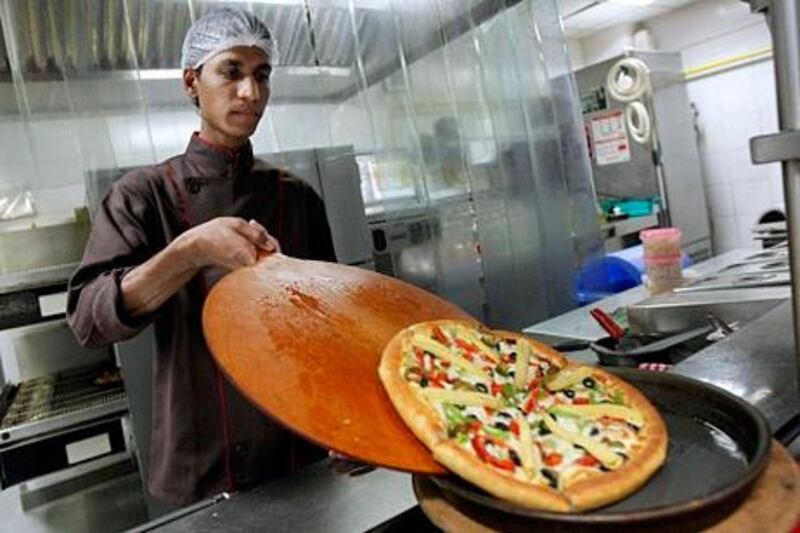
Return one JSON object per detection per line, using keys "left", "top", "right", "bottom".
{"left": 400, "top": 325, "right": 647, "bottom": 489}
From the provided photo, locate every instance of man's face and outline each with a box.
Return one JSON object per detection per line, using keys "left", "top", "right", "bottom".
{"left": 184, "top": 46, "right": 272, "bottom": 149}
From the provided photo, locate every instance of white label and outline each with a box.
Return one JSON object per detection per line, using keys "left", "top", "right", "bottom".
{"left": 38, "top": 292, "right": 68, "bottom": 317}
{"left": 590, "top": 110, "right": 631, "bottom": 166}
{"left": 65, "top": 433, "right": 112, "bottom": 465}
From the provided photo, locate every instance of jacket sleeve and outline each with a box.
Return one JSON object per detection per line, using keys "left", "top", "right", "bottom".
{"left": 67, "top": 173, "right": 159, "bottom": 348}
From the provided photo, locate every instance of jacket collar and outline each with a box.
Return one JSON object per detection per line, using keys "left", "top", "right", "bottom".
{"left": 184, "top": 132, "right": 255, "bottom": 177}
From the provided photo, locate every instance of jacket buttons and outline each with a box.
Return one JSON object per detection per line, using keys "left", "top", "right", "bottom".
{"left": 186, "top": 179, "right": 201, "bottom": 194}
{"left": 234, "top": 442, "right": 248, "bottom": 455}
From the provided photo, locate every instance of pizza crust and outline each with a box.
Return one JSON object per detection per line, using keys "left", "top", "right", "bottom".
{"left": 432, "top": 440, "right": 571, "bottom": 512}
{"left": 562, "top": 367, "right": 668, "bottom": 510}
{"left": 379, "top": 326, "right": 446, "bottom": 449}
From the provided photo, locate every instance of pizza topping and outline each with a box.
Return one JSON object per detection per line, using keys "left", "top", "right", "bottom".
{"left": 551, "top": 404, "right": 644, "bottom": 426}
{"left": 472, "top": 435, "right": 516, "bottom": 471}
{"left": 543, "top": 414, "right": 623, "bottom": 470}
{"left": 513, "top": 340, "right": 531, "bottom": 389}
{"left": 410, "top": 334, "right": 489, "bottom": 379}
{"left": 545, "top": 367, "right": 595, "bottom": 391}
{"left": 419, "top": 388, "right": 503, "bottom": 408}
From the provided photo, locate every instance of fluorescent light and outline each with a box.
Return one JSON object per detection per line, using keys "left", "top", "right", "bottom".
{"left": 607, "top": 0, "right": 654, "bottom": 5}
{"left": 138, "top": 69, "right": 182, "bottom": 80}
{"left": 283, "top": 66, "right": 351, "bottom": 77}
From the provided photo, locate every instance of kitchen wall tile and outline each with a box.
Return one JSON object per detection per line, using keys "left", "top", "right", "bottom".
{"left": 770, "top": 177, "right": 786, "bottom": 210}
{"left": 705, "top": 184, "right": 735, "bottom": 217}
{"left": 732, "top": 179, "right": 774, "bottom": 219}
{"left": 711, "top": 214, "right": 740, "bottom": 253}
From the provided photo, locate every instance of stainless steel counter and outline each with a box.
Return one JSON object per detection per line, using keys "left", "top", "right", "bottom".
{"left": 522, "top": 249, "right": 754, "bottom": 342}
{"left": 137, "top": 462, "right": 417, "bottom": 533}
{"left": 674, "top": 301, "right": 800, "bottom": 436}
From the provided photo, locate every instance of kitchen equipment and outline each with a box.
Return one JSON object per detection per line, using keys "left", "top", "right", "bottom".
{"left": 590, "top": 324, "right": 714, "bottom": 367}
{"left": 588, "top": 308, "right": 625, "bottom": 340}
{"left": 627, "top": 286, "right": 790, "bottom": 334}
{"left": 414, "top": 442, "right": 798, "bottom": 531}
{"left": 203, "top": 253, "right": 474, "bottom": 474}
{"left": 422, "top": 369, "right": 772, "bottom": 526}
{"left": 624, "top": 324, "right": 713, "bottom": 355}
{"left": 0, "top": 263, "right": 130, "bottom": 488}
{"left": 575, "top": 51, "right": 712, "bottom": 261}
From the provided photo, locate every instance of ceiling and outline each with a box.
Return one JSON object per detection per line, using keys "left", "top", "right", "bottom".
{"left": 557, "top": 0, "right": 698, "bottom": 39}
{"left": 0, "top": 0, "right": 701, "bottom": 111}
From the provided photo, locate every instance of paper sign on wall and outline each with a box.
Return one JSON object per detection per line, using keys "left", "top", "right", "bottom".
{"left": 589, "top": 110, "right": 631, "bottom": 166}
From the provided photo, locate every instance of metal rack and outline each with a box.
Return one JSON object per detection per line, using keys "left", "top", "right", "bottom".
{"left": 746, "top": 0, "right": 800, "bottom": 407}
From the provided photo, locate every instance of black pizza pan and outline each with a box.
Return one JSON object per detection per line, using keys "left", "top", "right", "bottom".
{"left": 425, "top": 369, "right": 772, "bottom": 527}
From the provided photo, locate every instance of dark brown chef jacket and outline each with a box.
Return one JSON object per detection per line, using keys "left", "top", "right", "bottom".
{"left": 67, "top": 133, "right": 336, "bottom": 505}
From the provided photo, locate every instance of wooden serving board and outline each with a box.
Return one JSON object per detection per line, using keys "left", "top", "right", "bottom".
{"left": 203, "top": 254, "right": 474, "bottom": 474}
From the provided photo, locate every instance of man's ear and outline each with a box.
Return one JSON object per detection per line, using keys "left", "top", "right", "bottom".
{"left": 183, "top": 68, "right": 199, "bottom": 107}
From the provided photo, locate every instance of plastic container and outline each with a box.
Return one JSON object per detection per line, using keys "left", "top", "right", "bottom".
{"left": 639, "top": 227, "right": 684, "bottom": 294}
{"left": 639, "top": 227, "right": 682, "bottom": 258}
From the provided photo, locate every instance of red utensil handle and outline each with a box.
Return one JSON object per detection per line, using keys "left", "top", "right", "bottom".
{"left": 590, "top": 308, "right": 625, "bottom": 340}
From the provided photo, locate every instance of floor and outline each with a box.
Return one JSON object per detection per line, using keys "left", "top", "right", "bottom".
{"left": 0, "top": 471, "right": 150, "bottom": 533}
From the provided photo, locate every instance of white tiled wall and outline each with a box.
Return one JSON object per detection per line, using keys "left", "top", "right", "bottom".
{"left": 689, "top": 60, "right": 784, "bottom": 252}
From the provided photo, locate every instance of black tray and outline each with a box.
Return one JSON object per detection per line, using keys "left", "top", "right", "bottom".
{"left": 429, "top": 369, "right": 771, "bottom": 525}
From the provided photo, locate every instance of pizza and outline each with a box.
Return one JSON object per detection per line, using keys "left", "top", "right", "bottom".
{"left": 378, "top": 319, "right": 667, "bottom": 512}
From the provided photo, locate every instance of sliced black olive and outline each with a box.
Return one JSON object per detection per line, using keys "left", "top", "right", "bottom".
{"left": 573, "top": 443, "right": 585, "bottom": 451}
{"left": 475, "top": 383, "right": 488, "bottom": 393}
{"left": 486, "top": 369, "right": 495, "bottom": 378}
{"left": 541, "top": 468, "right": 558, "bottom": 488}
{"left": 590, "top": 427, "right": 600, "bottom": 437}
{"left": 509, "top": 449, "right": 522, "bottom": 466}
{"left": 538, "top": 422, "right": 551, "bottom": 436}
{"left": 616, "top": 452, "right": 629, "bottom": 461}
{"left": 627, "top": 422, "right": 641, "bottom": 432}
{"left": 582, "top": 377, "right": 596, "bottom": 389}
{"left": 496, "top": 411, "right": 513, "bottom": 420}
{"left": 420, "top": 377, "right": 428, "bottom": 388}
{"left": 493, "top": 421, "right": 510, "bottom": 431}
{"left": 599, "top": 465, "right": 611, "bottom": 472}
{"left": 466, "top": 414, "right": 479, "bottom": 421}
{"left": 563, "top": 389, "right": 576, "bottom": 399}
{"left": 508, "top": 352, "right": 517, "bottom": 362}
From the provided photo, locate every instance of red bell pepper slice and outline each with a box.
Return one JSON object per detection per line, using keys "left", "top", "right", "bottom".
{"left": 491, "top": 383, "right": 503, "bottom": 396}
{"left": 573, "top": 397, "right": 590, "bottom": 405}
{"left": 544, "top": 453, "right": 563, "bottom": 467}
{"left": 509, "top": 420, "right": 520, "bottom": 437}
{"left": 575, "top": 454, "right": 599, "bottom": 467}
{"left": 523, "top": 388, "right": 538, "bottom": 414}
{"left": 455, "top": 339, "right": 478, "bottom": 353}
{"left": 471, "top": 435, "right": 515, "bottom": 471}
{"left": 432, "top": 326, "right": 451, "bottom": 346}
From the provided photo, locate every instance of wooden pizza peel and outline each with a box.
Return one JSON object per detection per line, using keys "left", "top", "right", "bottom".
{"left": 203, "top": 253, "right": 474, "bottom": 474}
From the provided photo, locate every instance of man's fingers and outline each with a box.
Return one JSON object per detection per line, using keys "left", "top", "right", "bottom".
{"left": 246, "top": 219, "right": 276, "bottom": 251}
{"left": 248, "top": 219, "right": 282, "bottom": 253}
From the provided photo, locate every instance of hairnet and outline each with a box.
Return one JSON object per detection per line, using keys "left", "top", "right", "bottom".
{"left": 181, "top": 7, "right": 276, "bottom": 70}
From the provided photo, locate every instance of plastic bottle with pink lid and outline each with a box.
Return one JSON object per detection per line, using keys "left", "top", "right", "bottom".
{"left": 639, "top": 227, "right": 683, "bottom": 294}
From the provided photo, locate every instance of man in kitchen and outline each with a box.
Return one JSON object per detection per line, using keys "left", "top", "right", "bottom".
{"left": 67, "top": 7, "right": 335, "bottom": 506}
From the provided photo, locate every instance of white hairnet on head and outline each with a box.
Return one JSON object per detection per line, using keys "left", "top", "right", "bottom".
{"left": 181, "top": 7, "right": 276, "bottom": 70}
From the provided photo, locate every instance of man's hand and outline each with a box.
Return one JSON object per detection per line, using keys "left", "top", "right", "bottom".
{"left": 120, "top": 218, "right": 280, "bottom": 318}
{"left": 182, "top": 217, "right": 281, "bottom": 271}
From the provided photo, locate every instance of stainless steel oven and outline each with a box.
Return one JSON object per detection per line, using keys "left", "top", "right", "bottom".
{"left": 0, "top": 262, "right": 131, "bottom": 489}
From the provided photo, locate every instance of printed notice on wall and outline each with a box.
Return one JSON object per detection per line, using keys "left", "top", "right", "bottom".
{"left": 590, "top": 110, "right": 631, "bottom": 166}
